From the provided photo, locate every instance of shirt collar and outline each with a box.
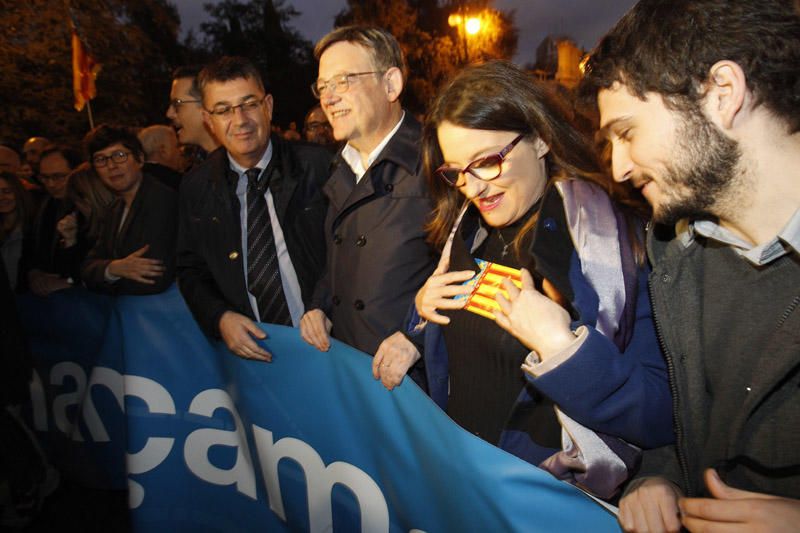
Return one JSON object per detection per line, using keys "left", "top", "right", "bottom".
{"left": 690, "top": 207, "right": 800, "bottom": 265}
{"left": 227, "top": 141, "right": 273, "bottom": 180}
{"left": 340, "top": 111, "right": 405, "bottom": 181}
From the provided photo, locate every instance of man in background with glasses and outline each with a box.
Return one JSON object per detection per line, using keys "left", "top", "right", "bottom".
{"left": 81, "top": 124, "right": 178, "bottom": 295}
{"left": 166, "top": 66, "right": 220, "bottom": 161}
{"left": 24, "top": 145, "right": 83, "bottom": 296}
{"left": 300, "top": 26, "right": 435, "bottom": 389}
{"left": 177, "top": 56, "right": 330, "bottom": 361}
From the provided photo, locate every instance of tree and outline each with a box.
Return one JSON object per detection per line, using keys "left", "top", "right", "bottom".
{"left": 334, "top": 0, "right": 518, "bottom": 114}
{"left": 0, "top": 0, "right": 188, "bottom": 147}
{"left": 199, "top": 0, "right": 316, "bottom": 128}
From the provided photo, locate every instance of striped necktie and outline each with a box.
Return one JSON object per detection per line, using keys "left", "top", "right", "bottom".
{"left": 245, "top": 167, "right": 291, "bottom": 325}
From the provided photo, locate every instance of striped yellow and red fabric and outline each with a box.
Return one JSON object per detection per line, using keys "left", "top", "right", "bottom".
{"left": 456, "top": 259, "right": 522, "bottom": 320}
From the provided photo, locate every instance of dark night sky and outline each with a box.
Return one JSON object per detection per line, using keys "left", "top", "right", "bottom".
{"left": 173, "top": 0, "right": 637, "bottom": 64}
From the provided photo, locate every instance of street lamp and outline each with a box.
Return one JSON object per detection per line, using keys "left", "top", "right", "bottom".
{"left": 448, "top": 12, "right": 483, "bottom": 63}
{"left": 465, "top": 17, "right": 481, "bottom": 35}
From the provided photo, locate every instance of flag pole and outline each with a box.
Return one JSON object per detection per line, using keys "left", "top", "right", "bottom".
{"left": 86, "top": 100, "right": 95, "bottom": 130}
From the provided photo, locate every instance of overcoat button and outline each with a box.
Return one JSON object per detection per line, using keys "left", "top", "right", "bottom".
{"left": 354, "top": 300, "right": 365, "bottom": 310}
{"left": 333, "top": 234, "right": 343, "bottom": 245}
{"left": 543, "top": 217, "right": 557, "bottom": 231}
{"left": 212, "top": 216, "right": 220, "bottom": 223}
{"left": 228, "top": 251, "right": 239, "bottom": 260}
{"left": 356, "top": 235, "right": 367, "bottom": 247}
{"left": 332, "top": 296, "right": 341, "bottom": 305}
{"left": 384, "top": 183, "right": 394, "bottom": 192}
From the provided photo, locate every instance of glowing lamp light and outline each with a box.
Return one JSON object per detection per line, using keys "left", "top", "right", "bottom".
{"left": 465, "top": 17, "right": 482, "bottom": 35}
{"left": 448, "top": 14, "right": 463, "bottom": 27}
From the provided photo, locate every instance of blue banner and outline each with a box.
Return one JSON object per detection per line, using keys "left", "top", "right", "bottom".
{"left": 18, "top": 285, "right": 620, "bottom": 532}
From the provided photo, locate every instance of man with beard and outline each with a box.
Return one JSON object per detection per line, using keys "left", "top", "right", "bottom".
{"left": 583, "top": 0, "right": 799, "bottom": 531}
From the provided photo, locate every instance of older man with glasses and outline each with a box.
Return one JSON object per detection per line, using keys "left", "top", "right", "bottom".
{"left": 299, "top": 26, "right": 436, "bottom": 390}
{"left": 24, "top": 145, "right": 83, "bottom": 296}
{"left": 80, "top": 124, "right": 178, "bottom": 295}
{"left": 176, "top": 56, "right": 331, "bottom": 361}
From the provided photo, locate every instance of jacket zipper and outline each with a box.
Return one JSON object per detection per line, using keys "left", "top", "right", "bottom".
{"left": 648, "top": 275, "right": 693, "bottom": 496}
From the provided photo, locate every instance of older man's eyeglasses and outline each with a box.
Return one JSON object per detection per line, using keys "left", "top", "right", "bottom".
{"left": 206, "top": 96, "right": 267, "bottom": 119}
{"left": 93, "top": 150, "right": 131, "bottom": 168}
{"left": 435, "top": 134, "right": 525, "bottom": 187}
{"left": 311, "top": 71, "right": 384, "bottom": 99}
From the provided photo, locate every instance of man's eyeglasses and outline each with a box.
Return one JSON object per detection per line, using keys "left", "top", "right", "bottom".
{"left": 305, "top": 121, "right": 331, "bottom": 131}
{"left": 168, "top": 98, "right": 201, "bottom": 110}
{"left": 206, "top": 96, "right": 266, "bottom": 119}
{"left": 311, "top": 71, "right": 384, "bottom": 99}
{"left": 39, "top": 172, "right": 69, "bottom": 183}
{"left": 93, "top": 150, "right": 131, "bottom": 168}
{"left": 435, "top": 134, "right": 526, "bottom": 187}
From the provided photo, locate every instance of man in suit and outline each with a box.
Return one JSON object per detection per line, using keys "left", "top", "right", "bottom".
{"left": 24, "top": 145, "right": 83, "bottom": 295}
{"left": 81, "top": 124, "right": 177, "bottom": 295}
{"left": 300, "top": 26, "right": 435, "bottom": 386}
{"left": 177, "top": 56, "right": 330, "bottom": 361}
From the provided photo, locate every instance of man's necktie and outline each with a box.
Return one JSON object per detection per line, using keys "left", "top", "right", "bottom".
{"left": 245, "top": 167, "right": 292, "bottom": 325}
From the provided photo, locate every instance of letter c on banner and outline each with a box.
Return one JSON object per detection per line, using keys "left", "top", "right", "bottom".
{"left": 124, "top": 375, "right": 177, "bottom": 508}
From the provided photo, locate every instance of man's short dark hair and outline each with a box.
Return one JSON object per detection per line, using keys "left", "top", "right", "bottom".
{"left": 83, "top": 124, "right": 145, "bottom": 165}
{"left": 39, "top": 145, "right": 83, "bottom": 170}
{"left": 197, "top": 57, "right": 267, "bottom": 101}
{"left": 314, "top": 26, "right": 408, "bottom": 82}
{"left": 172, "top": 65, "right": 203, "bottom": 98}
{"left": 581, "top": 0, "right": 800, "bottom": 133}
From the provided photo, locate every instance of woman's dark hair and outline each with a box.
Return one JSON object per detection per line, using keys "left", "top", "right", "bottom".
{"left": 423, "top": 60, "right": 641, "bottom": 258}
{"left": 64, "top": 162, "right": 113, "bottom": 241}
{"left": 83, "top": 124, "right": 145, "bottom": 166}
{"left": 0, "top": 172, "right": 32, "bottom": 242}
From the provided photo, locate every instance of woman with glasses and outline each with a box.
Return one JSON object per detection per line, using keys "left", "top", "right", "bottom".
{"left": 373, "top": 61, "right": 672, "bottom": 499}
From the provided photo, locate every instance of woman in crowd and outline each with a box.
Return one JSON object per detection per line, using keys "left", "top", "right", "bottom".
{"left": 0, "top": 172, "right": 32, "bottom": 290}
{"left": 54, "top": 162, "right": 114, "bottom": 283}
{"left": 373, "top": 61, "right": 671, "bottom": 499}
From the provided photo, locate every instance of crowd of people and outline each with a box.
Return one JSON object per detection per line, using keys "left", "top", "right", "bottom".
{"left": 1, "top": 0, "right": 798, "bottom": 530}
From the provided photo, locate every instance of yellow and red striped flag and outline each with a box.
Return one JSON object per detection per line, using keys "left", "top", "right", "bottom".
{"left": 71, "top": 28, "right": 100, "bottom": 112}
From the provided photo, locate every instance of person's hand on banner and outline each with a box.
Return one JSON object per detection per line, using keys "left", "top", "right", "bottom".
{"left": 372, "top": 332, "right": 421, "bottom": 390}
{"left": 219, "top": 310, "right": 271, "bottom": 361}
{"left": 299, "top": 308, "right": 332, "bottom": 351}
{"left": 28, "top": 269, "right": 72, "bottom": 296}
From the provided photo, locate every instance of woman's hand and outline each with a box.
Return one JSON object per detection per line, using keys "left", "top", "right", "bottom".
{"left": 414, "top": 269, "right": 474, "bottom": 325}
{"left": 107, "top": 244, "right": 165, "bottom": 284}
{"left": 494, "top": 268, "right": 575, "bottom": 359}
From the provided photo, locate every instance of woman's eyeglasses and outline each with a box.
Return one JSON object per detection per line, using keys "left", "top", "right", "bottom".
{"left": 435, "top": 134, "right": 525, "bottom": 187}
